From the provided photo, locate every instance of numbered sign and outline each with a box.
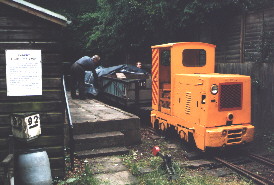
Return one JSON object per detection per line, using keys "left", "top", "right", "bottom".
{"left": 11, "top": 113, "right": 41, "bottom": 141}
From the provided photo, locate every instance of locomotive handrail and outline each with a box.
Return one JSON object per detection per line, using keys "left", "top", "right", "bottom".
{"left": 62, "top": 75, "right": 74, "bottom": 170}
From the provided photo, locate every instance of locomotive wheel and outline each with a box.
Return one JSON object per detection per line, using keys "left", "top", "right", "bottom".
{"left": 165, "top": 125, "right": 177, "bottom": 139}
{"left": 180, "top": 132, "right": 197, "bottom": 152}
{"left": 153, "top": 120, "right": 165, "bottom": 136}
{"left": 153, "top": 120, "right": 161, "bottom": 134}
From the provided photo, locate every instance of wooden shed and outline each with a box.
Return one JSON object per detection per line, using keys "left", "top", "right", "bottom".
{"left": 0, "top": 0, "right": 69, "bottom": 177}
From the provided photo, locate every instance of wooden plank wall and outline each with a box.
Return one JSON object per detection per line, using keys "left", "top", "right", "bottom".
{"left": 0, "top": 4, "right": 65, "bottom": 177}
{"left": 215, "top": 63, "right": 274, "bottom": 128}
{"left": 203, "top": 7, "right": 274, "bottom": 128}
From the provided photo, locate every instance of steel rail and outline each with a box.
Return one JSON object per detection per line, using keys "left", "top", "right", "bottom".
{"left": 214, "top": 157, "right": 274, "bottom": 185}
{"left": 248, "top": 153, "right": 274, "bottom": 167}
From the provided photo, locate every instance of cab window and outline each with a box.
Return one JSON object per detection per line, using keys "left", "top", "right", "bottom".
{"left": 160, "top": 50, "right": 170, "bottom": 66}
{"left": 183, "top": 49, "right": 206, "bottom": 67}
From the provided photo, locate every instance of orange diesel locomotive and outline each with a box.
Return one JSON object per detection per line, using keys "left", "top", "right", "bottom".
{"left": 150, "top": 42, "right": 254, "bottom": 151}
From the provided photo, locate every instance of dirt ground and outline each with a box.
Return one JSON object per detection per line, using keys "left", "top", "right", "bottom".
{"left": 60, "top": 123, "right": 274, "bottom": 184}
{"left": 125, "top": 123, "right": 274, "bottom": 182}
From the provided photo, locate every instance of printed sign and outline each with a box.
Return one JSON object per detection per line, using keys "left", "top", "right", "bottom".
{"left": 6, "top": 50, "right": 42, "bottom": 96}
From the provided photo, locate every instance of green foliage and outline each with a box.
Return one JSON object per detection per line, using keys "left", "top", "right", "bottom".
{"left": 79, "top": 0, "right": 193, "bottom": 64}
{"left": 77, "top": 0, "right": 274, "bottom": 65}
{"left": 25, "top": 0, "right": 274, "bottom": 65}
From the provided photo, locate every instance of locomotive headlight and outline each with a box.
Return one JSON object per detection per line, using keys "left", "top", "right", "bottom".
{"left": 211, "top": 84, "right": 218, "bottom": 95}
{"left": 242, "top": 127, "right": 247, "bottom": 135}
{"left": 227, "top": 113, "right": 234, "bottom": 120}
{"left": 222, "top": 130, "right": 227, "bottom": 136}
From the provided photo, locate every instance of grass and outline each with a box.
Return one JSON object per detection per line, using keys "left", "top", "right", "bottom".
{"left": 53, "top": 152, "right": 102, "bottom": 185}
{"left": 54, "top": 125, "right": 274, "bottom": 185}
{"left": 54, "top": 164, "right": 101, "bottom": 185}
{"left": 55, "top": 150, "right": 255, "bottom": 185}
{"left": 121, "top": 151, "right": 254, "bottom": 185}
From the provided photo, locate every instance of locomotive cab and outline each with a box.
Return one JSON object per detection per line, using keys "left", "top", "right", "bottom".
{"left": 151, "top": 42, "right": 254, "bottom": 151}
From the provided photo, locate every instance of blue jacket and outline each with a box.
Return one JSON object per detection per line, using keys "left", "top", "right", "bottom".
{"left": 76, "top": 56, "right": 97, "bottom": 71}
{"left": 76, "top": 56, "right": 98, "bottom": 85}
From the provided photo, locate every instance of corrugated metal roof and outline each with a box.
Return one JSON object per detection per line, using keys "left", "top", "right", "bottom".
{"left": 0, "top": 0, "right": 70, "bottom": 26}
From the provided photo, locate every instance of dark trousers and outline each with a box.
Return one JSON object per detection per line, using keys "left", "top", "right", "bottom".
{"left": 70, "top": 63, "right": 86, "bottom": 98}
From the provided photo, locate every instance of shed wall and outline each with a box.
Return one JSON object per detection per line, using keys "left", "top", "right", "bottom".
{"left": 0, "top": 3, "right": 65, "bottom": 177}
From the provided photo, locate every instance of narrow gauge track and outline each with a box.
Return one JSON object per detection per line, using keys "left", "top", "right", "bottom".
{"left": 215, "top": 154, "right": 274, "bottom": 185}
{"left": 146, "top": 125, "right": 274, "bottom": 184}
{"left": 248, "top": 154, "right": 274, "bottom": 167}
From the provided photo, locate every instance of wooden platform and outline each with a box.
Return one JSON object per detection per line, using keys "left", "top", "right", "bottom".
{"left": 68, "top": 95, "right": 141, "bottom": 158}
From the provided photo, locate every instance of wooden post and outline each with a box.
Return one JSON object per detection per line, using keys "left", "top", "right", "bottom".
{"left": 240, "top": 13, "right": 246, "bottom": 63}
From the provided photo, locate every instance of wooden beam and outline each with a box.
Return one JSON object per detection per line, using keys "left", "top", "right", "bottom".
{"left": 240, "top": 13, "right": 246, "bottom": 63}
{"left": 0, "top": 0, "right": 68, "bottom": 27}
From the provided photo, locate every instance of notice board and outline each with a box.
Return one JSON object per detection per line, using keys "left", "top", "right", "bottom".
{"left": 6, "top": 50, "right": 42, "bottom": 96}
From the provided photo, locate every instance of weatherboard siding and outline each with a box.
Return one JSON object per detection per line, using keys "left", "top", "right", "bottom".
{"left": 0, "top": 3, "right": 66, "bottom": 177}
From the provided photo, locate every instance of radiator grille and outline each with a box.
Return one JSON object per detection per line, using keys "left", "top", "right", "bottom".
{"left": 219, "top": 83, "right": 242, "bottom": 111}
{"left": 227, "top": 129, "right": 242, "bottom": 144}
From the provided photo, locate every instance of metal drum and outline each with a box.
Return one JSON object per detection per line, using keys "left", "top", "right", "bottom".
{"left": 15, "top": 148, "right": 52, "bottom": 185}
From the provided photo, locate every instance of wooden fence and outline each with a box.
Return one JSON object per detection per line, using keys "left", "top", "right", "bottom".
{"left": 216, "top": 63, "right": 274, "bottom": 128}
{"left": 201, "top": 7, "right": 274, "bottom": 128}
